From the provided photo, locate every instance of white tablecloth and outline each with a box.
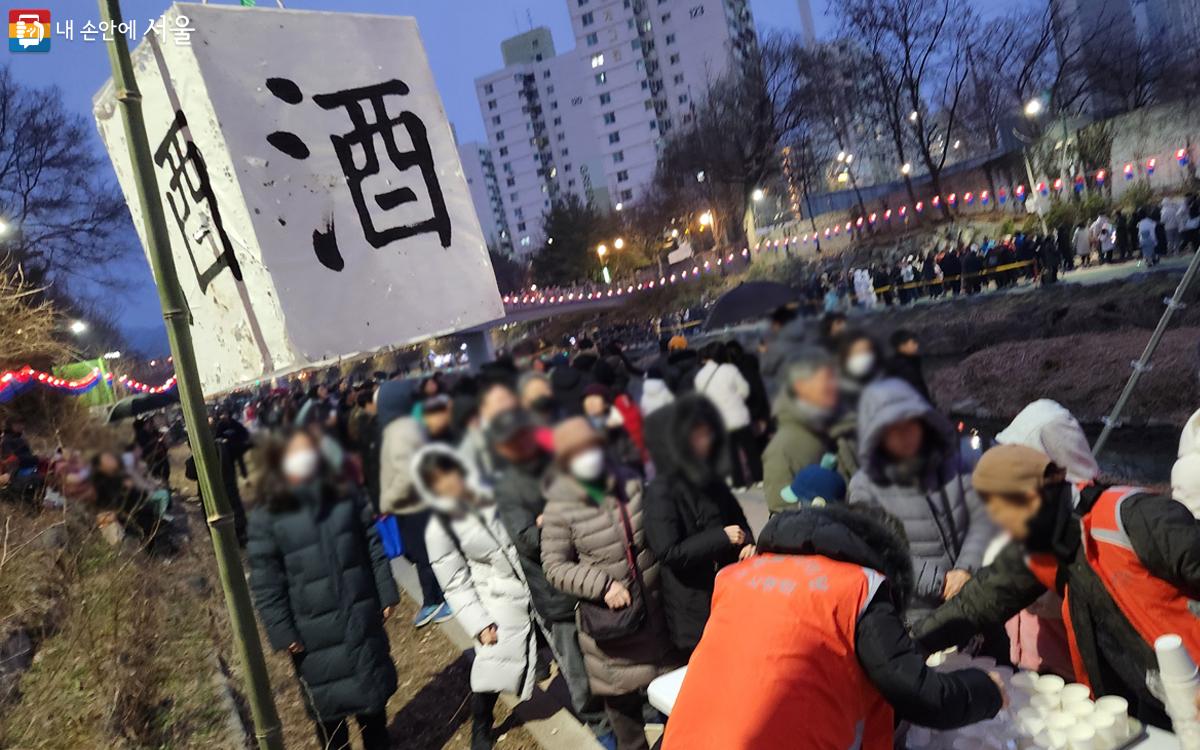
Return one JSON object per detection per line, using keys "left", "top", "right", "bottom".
{"left": 647, "top": 667, "right": 1179, "bottom": 748}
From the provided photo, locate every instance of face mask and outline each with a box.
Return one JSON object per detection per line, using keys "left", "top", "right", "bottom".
{"left": 569, "top": 448, "right": 605, "bottom": 482}
{"left": 588, "top": 416, "right": 607, "bottom": 431}
{"left": 283, "top": 449, "right": 319, "bottom": 482}
{"left": 845, "top": 352, "right": 876, "bottom": 379}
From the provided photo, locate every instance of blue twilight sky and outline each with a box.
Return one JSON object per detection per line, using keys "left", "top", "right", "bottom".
{"left": 11, "top": 0, "right": 831, "bottom": 352}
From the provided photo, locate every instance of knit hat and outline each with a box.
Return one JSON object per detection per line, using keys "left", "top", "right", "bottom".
{"left": 553, "top": 417, "right": 602, "bottom": 461}
{"left": 668, "top": 335, "right": 688, "bottom": 351}
{"left": 582, "top": 383, "right": 611, "bottom": 402}
{"left": 972, "top": 444, "right": 1054, "bottom": 497}
{"left": 781, "top": 464, "right": 847, "bottom": 507}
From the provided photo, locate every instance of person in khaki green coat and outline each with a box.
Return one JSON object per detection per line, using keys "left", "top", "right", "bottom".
{"left": 762, "top": 348, "right": 840, "bottom": 513}
{"left": 540, "top": 417, "right": 681, "bottom": 750}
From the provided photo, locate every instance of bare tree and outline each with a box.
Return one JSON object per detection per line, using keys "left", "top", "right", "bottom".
{"left": 0, "top": 66, "right": 129, "bottom": 291}
{"left": 841, "top": 0, "right": 979, "bottom": 220}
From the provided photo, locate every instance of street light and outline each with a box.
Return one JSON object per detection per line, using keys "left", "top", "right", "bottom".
{"left": 900, "top": 162, "right": 912, "bottom": 175}
{"left": 0, "top": 219, "right": 9, "bottom": 235}
{"left": 613, "top": 237, "right": 625, "bottom": 250}
{"left": 69, "top": 320, "right": 88, "bottom": 335}
{"left": 752, "top": 188, "right": 765, "bottom": 202}
{"left": 1024, "top": 98, "right": 1043, "bottom": 117}
{"left": 696, "top": 171, "right": 705, "bottom": 183}
{"left": 615, "top": 202, "right": 624, "bottom": 212}
{"left": 597, "top": 243, "right": 608, "bottom": 259}
{"left": 698, "top": 211, "right": 713, "bottom": 227}
{"left": 836, "top": 151, "right": 847, "bottom": 163}
{"left": 670, "top": 228, "right": 680, "bottom": 239}
{"left": 909, "top": 110, "right": 919, "bottom": 122}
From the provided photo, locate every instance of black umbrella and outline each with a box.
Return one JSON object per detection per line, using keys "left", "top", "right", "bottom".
{"left": 703, "top": 281, "right": 799, "bottom": 330}
{"left": 106, "top": 389, "right": 180, "bottom": 423}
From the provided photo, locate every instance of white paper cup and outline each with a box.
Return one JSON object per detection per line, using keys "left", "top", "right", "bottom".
{"left": 1094, "top": 695, "right": 1128, "bottom": 717}
{"left": 1031, "top": 693, "right": 1060, "bottom": 716}
{"left": 1011, "top": 672, "right": 1038, "bottom": 692}
{"left": 1037, "top": 674, "right": 1067, "bottom": 697}
{"left": 1088, "top": 711, "right": 1119, "bottom": 747}
{"left": 1066, "top": 724, "right": 1097, "bottom": 749}
{"left": 1017, "top": 707, "right": 1047, "bottom": 737}
{"left": 1154, "top": 634, "right": 1199, "bottom": 681}
{"left": 1036, "top": 728, "right": 1069, "bottom": 750}
{"left": 926, "top": 651, "right": 946, "bottom": 668}
{"left": 1061, "top": 683, "right": 1092, "bottom": 706}
{"left": 1065, "top": 700, "right": 1095, "bottom": 720}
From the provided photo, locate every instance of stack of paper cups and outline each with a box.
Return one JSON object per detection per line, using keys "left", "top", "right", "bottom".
{"left": 1154, "top": 634, "right": 1200, "bottom": 749}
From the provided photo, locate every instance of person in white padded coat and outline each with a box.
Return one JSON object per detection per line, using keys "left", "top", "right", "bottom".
{"left": 413, "top": 444, "right": 542, "bottom": 750}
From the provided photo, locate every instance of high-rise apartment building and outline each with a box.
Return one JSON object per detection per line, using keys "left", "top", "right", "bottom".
{"left": 457, "top": 141, "right": 511, "bottom": 255}
{"left": 473, "top": 1, "right": 756, "bottom": 259}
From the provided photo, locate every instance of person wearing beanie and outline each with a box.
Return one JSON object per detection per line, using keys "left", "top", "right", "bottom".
{"left": 581, "top": 383, "right": 644, "bottom": 476}
{"left": 762, "top": 347, "right": 840, "bottom": 514}
{"left": 541, "top": 417, "right": 680, "bottom": 750}
{"left": 664, "top": 504, "right": 1003, "bottom": 749}
{"left": 914, "top": 444, "right": 1200, "bottom": 730}
{"left": 993, "top": 400, "right": 1099, "bottom": 678}
{"left": 781, "top": 462, "right": 847, "bottom": 507}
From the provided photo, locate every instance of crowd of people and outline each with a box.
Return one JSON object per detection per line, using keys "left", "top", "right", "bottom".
{"left": 122, "top": 299, "right": 1193, "bottom": 750}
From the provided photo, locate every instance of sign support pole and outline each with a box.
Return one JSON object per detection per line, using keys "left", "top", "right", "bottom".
{"left": 97, "top": 3, "right": 284, "bottom": 748}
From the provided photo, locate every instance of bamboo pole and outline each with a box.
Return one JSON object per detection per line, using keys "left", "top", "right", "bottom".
{"left": 97, "top": 3, "right": 283, "bottom": 748}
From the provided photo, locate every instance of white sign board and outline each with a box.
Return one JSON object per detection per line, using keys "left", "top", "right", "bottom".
{"left": 95, "top": 4, "right": 503, "bottom": 394}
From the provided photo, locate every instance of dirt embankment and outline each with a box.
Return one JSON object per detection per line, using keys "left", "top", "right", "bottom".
{"left": 870, "top": 270, "right": 1200, "bottom": 428}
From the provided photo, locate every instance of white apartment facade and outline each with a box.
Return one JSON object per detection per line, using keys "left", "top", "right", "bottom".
{"left": 457, "top": 141, "right": 511, "bottom": 255}
{"left": 473, "top": 1, "right": 756, "bottom": 259}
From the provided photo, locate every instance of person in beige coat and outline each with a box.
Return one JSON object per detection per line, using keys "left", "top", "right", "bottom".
{"left": 541, "top": 417, "right": 680, "bottom": 750}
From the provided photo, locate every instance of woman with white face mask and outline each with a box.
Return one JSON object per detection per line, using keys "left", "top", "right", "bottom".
{"left": 540, "top": 417, "right": 682, "bottom": 750}
{"left": 828, "top": 330, "right": 883, "bottom": 480}
{"left": 246, "top": 430, "right": 400, "bottom": 750}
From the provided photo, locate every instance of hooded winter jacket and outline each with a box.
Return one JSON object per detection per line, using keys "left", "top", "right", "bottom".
{"left": 413, "top": 445, "right": 541, "bottom": 700}
{"left": 376, "top": 380, "right": 428, "bottom": 516}
{"left": 643, "top": 396, "right": 753, "bottom": 652}
{"left": 847, "top": 378, "right": 994, "bottom": 621}
{"left": 663, "top": 504, "right": 1002, "bottom": 749}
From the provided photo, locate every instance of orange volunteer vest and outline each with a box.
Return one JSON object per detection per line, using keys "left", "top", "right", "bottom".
{"left": 663, "top": 554, "right": 893, "bottom": 750}
{"left": 1026, "top": 487, "right": 1200, "bottom": 691}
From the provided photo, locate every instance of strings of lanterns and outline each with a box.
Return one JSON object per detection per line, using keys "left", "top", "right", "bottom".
{"left": 0, "top": 365, "right": 177, "bottom": 403}
{"left": 502, "top": 146, "right": 1193, "bottom": 310}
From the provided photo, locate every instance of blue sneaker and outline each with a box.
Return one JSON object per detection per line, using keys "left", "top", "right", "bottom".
{"left": 595, "top": 731, "right": 618, "bottom": 750}
{"left": 413, "top": 604, "right": 441, "bottom": 628}
{"left": 432, "top": 602, "right": 454, "bottom": 624}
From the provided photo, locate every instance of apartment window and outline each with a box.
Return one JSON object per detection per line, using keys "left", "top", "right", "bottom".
{"left": 561, "top": 148, "right": 569, "bottom": 156}
{"left": 617, "top": 170, "right": 629, "bottom": 182}
{"left": 565, "top": 163, "right": 573, "bottom": 171}
{"left": 661, "top": 12, "right": 671, "bottom": 23}
{"left": 498, "top": 147, "right": 508, "bottom": 156}
{"left": 586, "top": 32, "right": 599, "bottom": 46}
{"left": 641, "top": 80, "right": 649, "bottom": 90}
{"left": 506, "top": 177, "right": 516, "bottom": 187}
{"left": 591, "top": 53, "right": 605, "bottom": 68}
{"left": 669, "top": 53, "right": 680, "bottom": 65}
{"left": 608, "top": 131, "right": 621, "bottom": 144}
{"left": 649, "top": 121, "right": 657, "bottom": 130}
{"left": 543, "top": 69, "right": 551, "bottom": 79}
{"left": 621, "top": 189, "right": 633, "bottom": 201}
{"left": 578, "top": 0, "right": 588, "bottom": 5}
{"left": 496, "top": 130, "right": 505, "bottom": 141}
{"left": 510, "top": 192, "right": 519, "bottom": 201}
{"left": 535, "top": 53, "right": 544, "bottom": 61}
{"left": 613, "top": 150, "right": 625, "bottom": 163}
{"left": 665, "top": 33, "right": 676, "bottom": 45}
{"left": 483, "top": 83, "right": 494, "bottom": 95}
{"left": 491, "top": 115, "right": 501, "bottom": 125}
{"left": 678, "top": 93, "right": 689, "bottom": 104}
{"left": 553, "top": 116, "right": 562, "bottom": 126}
{"left": 683, "top": 113, "right": 693, "bottom": 124}
{"left": 581, "top": 11, "right": 594, "bottom": 25}
{"left": 603, "top": 111, "right": 616, "bottom": 125}
{"left": 673, "top": 73, "right": 685, "bottom": 85}
{"left": 546, "top": 85, "right": 555, "bottom": 94}
{"left": 502, "top": 162, "right": 512, "bottom": 172}
{"left": 557, "top": 132, "right": 566, "bottom": 142}
{"left": 517, "top": 222, "right": 527, "bottom": 231}
{"left": 514, "top": 208, "right": 524, "bottom": 219}
{"left": 645, "top": 99, "right": 655, "bottom": 110}
{"left": 487, "top": 99, "right": 497, "bottom": 110}
{"left": 550, "top": 101, "right": 559, "bottom": 110}
{"left": 631, "top": 38, "right": 642, "bottom": 50}
{"left": 599, "top": 92, "right": 612, "bottom": 105}
{"left": 520, "top": 236, "right": 532, "bottom": 247}
{"left": 594, "top": 72, "right": 607, "bottom": 85}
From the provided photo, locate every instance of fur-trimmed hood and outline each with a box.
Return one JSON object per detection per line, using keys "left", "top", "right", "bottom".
{"left": 756, "top": 503, "right": 915, "bottom": 613}
{"left": 410, "top": 444, "right": 491, "bottom": 515}
{"left": 643, "top": 394, "right": 727, "bottom": 485}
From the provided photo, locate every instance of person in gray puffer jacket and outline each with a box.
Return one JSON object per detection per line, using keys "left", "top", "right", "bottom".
{"left": 847, "top": 378, "right": 995, "bottom": 623}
